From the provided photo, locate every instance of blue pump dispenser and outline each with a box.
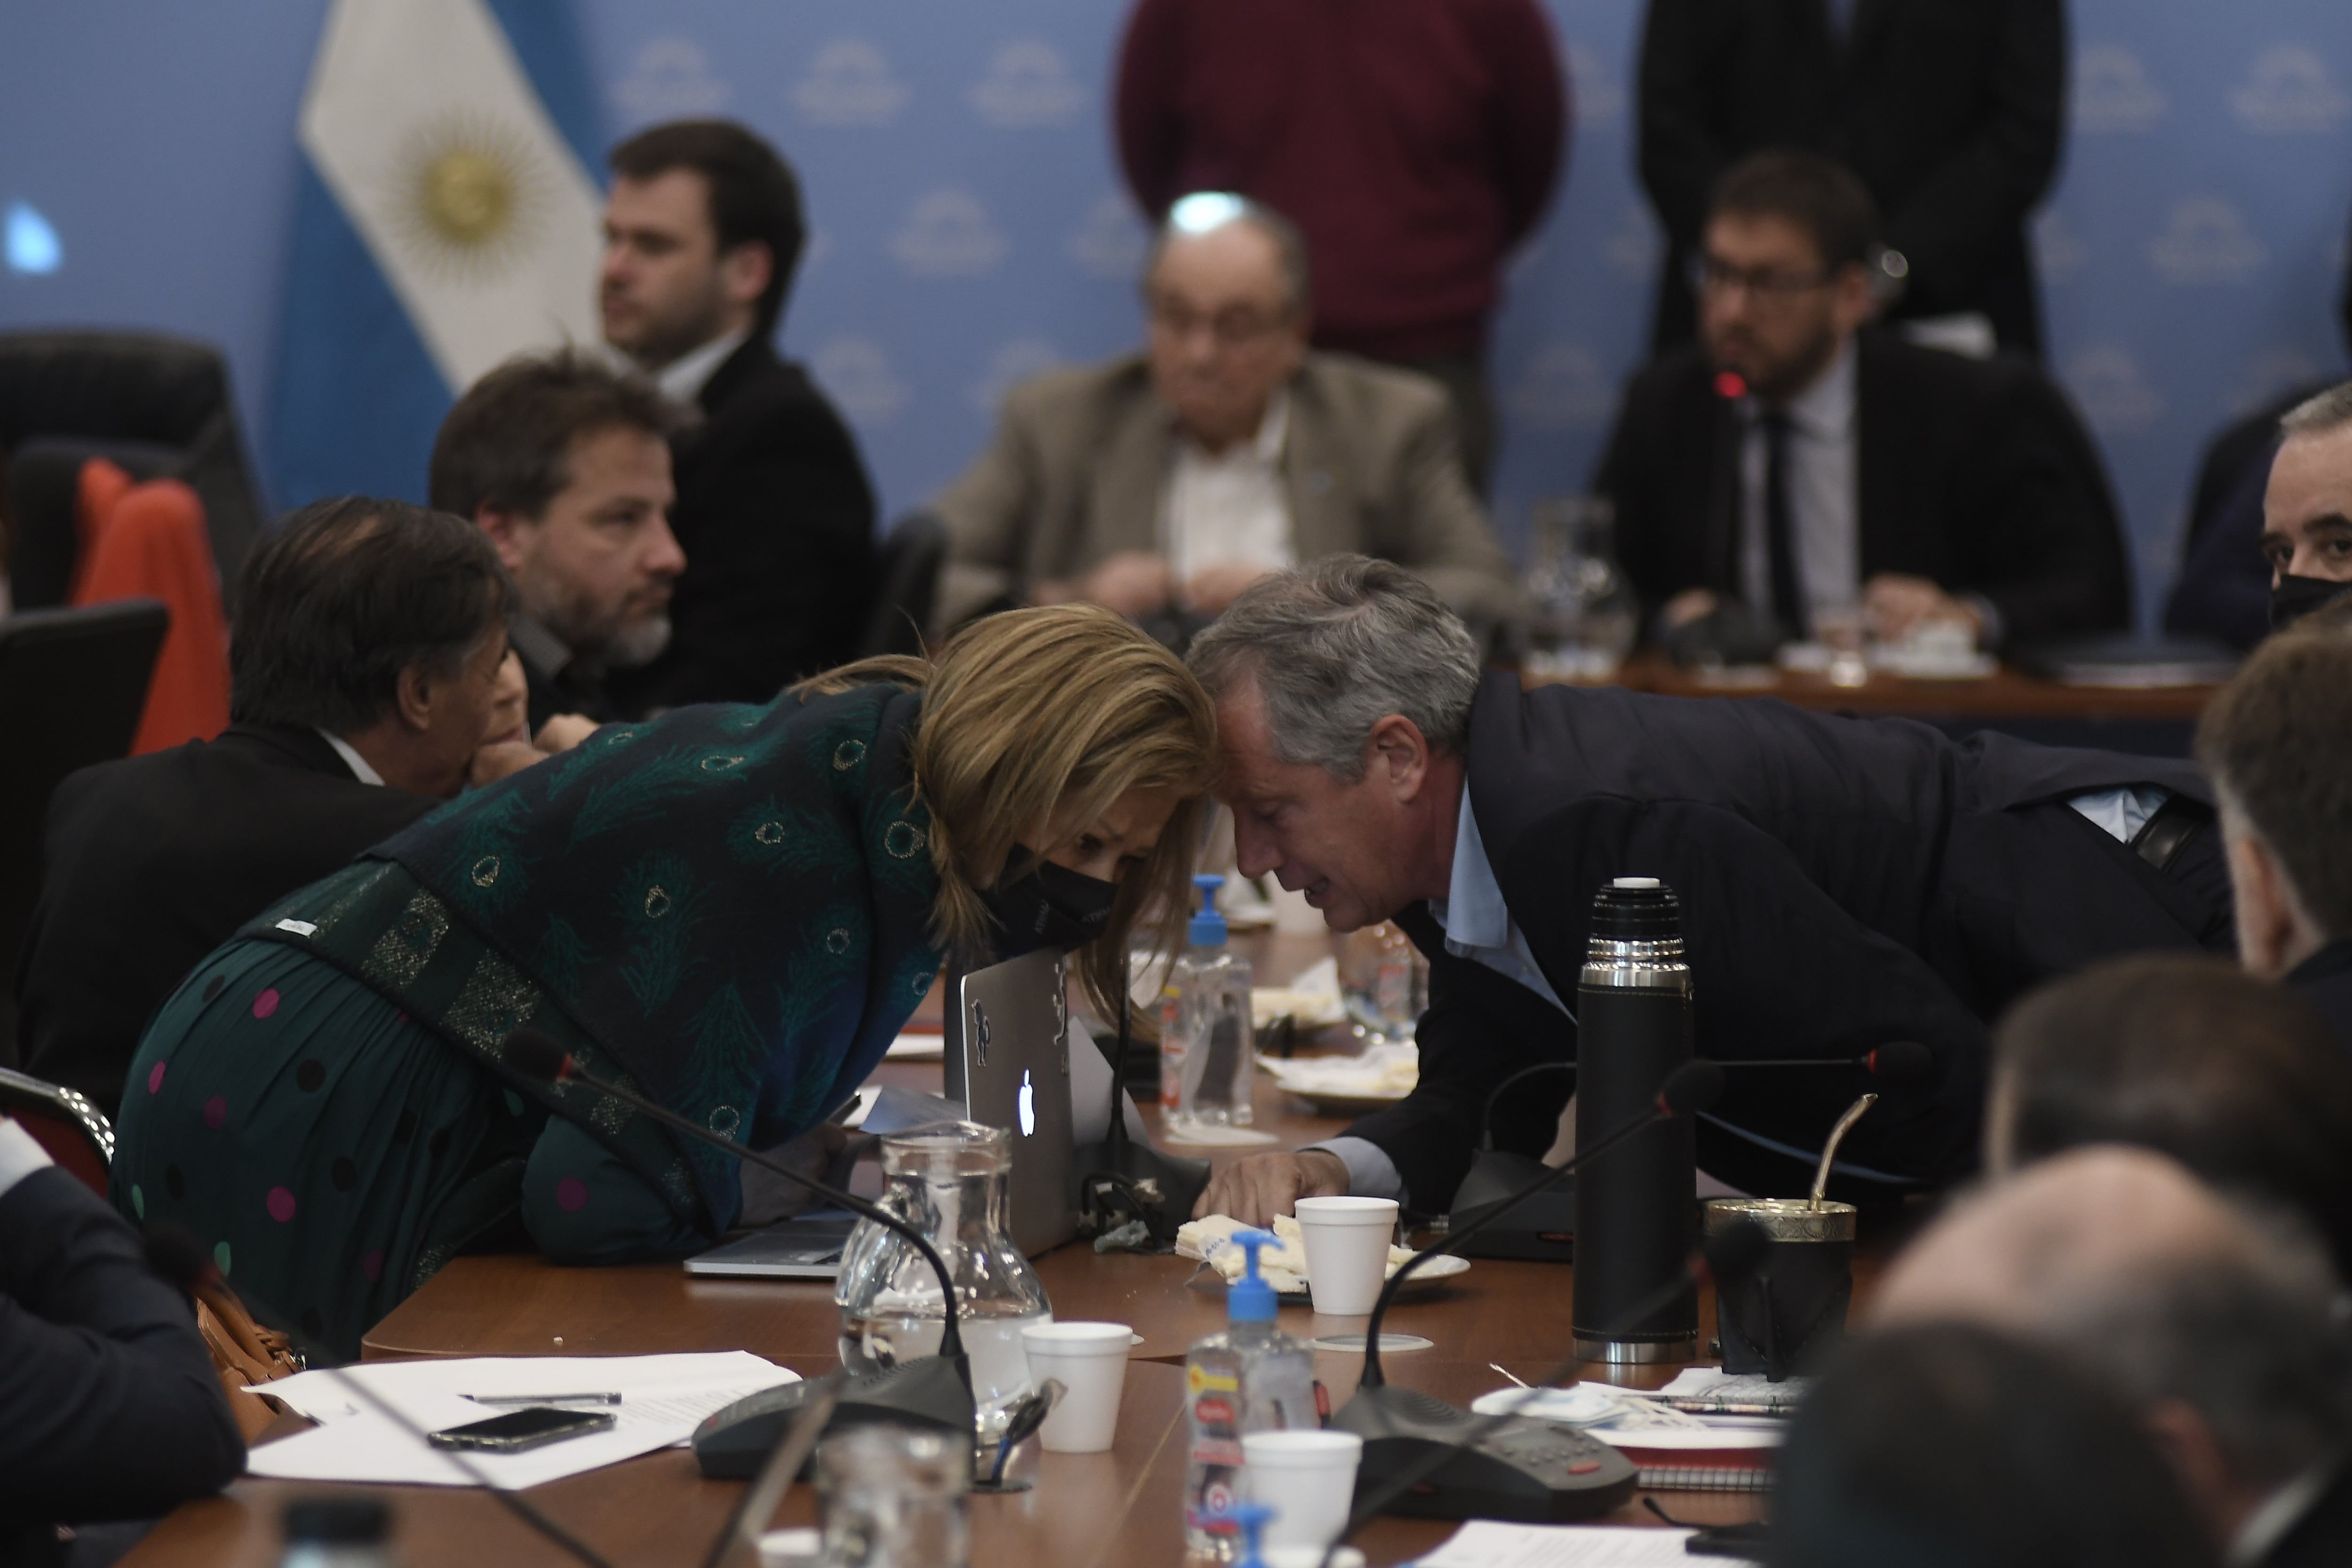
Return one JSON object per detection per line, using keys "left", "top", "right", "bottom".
{"left": 1227, "top": 1227, "right": 1281, "bottom": 1323}
{"left": 1189, "top": 873, "right": 1228, "bottom": 947}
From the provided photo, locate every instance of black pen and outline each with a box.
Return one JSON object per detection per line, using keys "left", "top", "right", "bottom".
{"left": 461, "top": 1392, "right": 623, "bottom": 1406}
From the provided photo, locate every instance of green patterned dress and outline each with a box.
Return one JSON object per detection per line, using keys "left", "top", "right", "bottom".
{"left": 112, "top": 684, "right": 942, "bottom": 1360}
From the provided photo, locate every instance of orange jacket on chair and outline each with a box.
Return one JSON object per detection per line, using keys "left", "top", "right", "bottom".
{"left": 69, "top": 458, "right": 231, "bottom": 754}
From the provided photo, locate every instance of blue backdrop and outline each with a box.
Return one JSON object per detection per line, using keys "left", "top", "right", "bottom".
{"left": 5, "top": 1, "right": 2351, "bottom": 621}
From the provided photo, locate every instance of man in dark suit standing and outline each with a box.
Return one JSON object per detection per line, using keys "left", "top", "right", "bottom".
{"left": 1184, "top": 558, "right": 2230, "bottom": 1224}
{"left": 15, "top": 499, "right": 539, "bottom": 1117}
{"left": 1598, "top": 151, "right": 2128, "bottom": 657}
{"left": 597, "top": 120, "right": 878, "bottom": 710}
{"left": 1637, "top": 0, "right": 2064, "bottom": 357}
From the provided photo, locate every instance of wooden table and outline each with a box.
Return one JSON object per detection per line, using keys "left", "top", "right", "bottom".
{"left": 125, "top": 944, "right": 1782, "bottom": 1568}
{"left": 1557, "top": 652, "right": 2220, "bottom": 756}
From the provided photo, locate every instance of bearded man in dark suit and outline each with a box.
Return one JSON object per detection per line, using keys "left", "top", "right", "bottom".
{"left": 598, "top": 120, "right": 877, "bottom": 710}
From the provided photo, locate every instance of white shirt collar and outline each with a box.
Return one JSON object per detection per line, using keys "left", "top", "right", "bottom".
{"left": 318, "top": 729, "right": 384, "bottom": 786}
{"left": 1178, "top": 388, "right": 1289, "bottom": 465}
{"left": 1768, "top": 335, "right": 1857, "bottom": 442}
{"left": 0, "top": 1117, "right": 54, "bottom": 1203}
{"left": 1433, "top": 779, "right": 1511, "bottom": 949}
{"left": 652, "top": 329, "right": 750, "bottom": 406}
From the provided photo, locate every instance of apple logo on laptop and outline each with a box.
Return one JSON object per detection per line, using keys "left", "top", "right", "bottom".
{"left": 1017, "top": 1068, "right": 1036, "bottom": 1137}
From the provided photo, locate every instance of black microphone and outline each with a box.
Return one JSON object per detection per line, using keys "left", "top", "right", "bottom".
{"left": 1712, "top": 1041, "right": 1932, "bottom": 1083}
{"left": 1357, "top": 1058, "right": 1726, "bottom": 1391}
{"left": 500, "top": 1028, "right": 969, "bottom": 1370}
{"left": 1326, "top": 1218, "right": 1773, "bottom": 1536}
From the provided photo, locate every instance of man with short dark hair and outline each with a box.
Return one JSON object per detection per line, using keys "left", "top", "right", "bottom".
{"left": 596, "top": 119, "right": 878, "bottom": 708}
{"left": 1875, "top": 1148, "right": 2352, "bottom": 1568}
{"left": 16, "top": 499, "right": 531, "bottom": 1116}
{"left": 2197, "top": 624, "right": 2352, "bottom": 1047}
{"left": 935, "top": 195, "right": 1518, "bottom": 642}
{"left": 1188, "top": 556, "right": 2229, "bottom": 1225}
{"left": 1598, "top": 150, "right": 2129, "bottom": 655}
{"left": 431, "top": 349, "right": 684, "bottom": 730}
{"left": 1985, "top": 955, "right": 2352, "bottom": 1276}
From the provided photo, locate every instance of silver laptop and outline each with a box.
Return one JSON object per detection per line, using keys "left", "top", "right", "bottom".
{"left": 683, "top": 1213, "right": 860, "bottom": 1279}
{"left": 945, "top": 947, "right": 1078, "bottom": 1256}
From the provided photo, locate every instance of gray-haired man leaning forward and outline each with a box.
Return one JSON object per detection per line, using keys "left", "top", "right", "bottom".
{"left": 1189, "top": 556, "right": 2237, "bottom": 1226}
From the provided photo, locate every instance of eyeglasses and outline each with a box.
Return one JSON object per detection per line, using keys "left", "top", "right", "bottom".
{"left": 1689, "top": 255, "right": 1837, "bottom": 303}
{"left": 1146, "top": 297, "right": 1290, "bottom": 348}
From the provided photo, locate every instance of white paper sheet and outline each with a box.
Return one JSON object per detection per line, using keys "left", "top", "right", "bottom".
{"left": 251, "top": 1352, "right": 798, "bottom": 1490}
{"left": 1416, "top": 1523, "right": 1698, "bottom": 1568}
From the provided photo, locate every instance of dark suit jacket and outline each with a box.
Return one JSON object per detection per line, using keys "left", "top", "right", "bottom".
{"left": 1637, "top": 0, "right": 2064, "bottom": 354}
{"left": 1596, "top": 334, "right": 2131, "bottom": 649}
{"left": 0, "top": 1165, "right": 244, "bottom": 1528}
{"left": 14, "top": 725, "right": 439, "bottom": 1116}
{"left": 1341, "top": 671, "right": 2221, "bottom": 1210}
{"left": 608, "top": 339, "right": 878, "bottom": 713}
{"left": 2289, "top": 940, "right": 2352, "bottom": 1063}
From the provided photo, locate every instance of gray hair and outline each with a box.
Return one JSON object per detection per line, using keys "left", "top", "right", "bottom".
{"left": 2281, "top": 379, "right": 2352, "bottom": 438}
{"left": 2058, "top": 1205, "right": 2352, "bottom": 1488}
{"left": 1186, "top": 556, "right": 1480, "bottom": 779}
{"left": 1143, "top": 192, "right": 1313, "bottom": 319}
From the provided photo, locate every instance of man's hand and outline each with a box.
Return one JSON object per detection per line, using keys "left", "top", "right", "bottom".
{"left": 1194, "top": 1149, "right": 1351, "bottom": 1228}
{"left": 1661, "top": 587, "right": 1720, "bottom": 630}
{"left": 468, "top": 740, "right": 545, "bottom": 789}
{"left": 1863, "top": 573, "right": 1983, "bottom": 645}
{"left": 1181, "top": 562, "right": 1274, "bottom": 618}
{"left": 483, "top": 651, "right": 530, "bottom": 748}
{"left": 534, "top": 713, "right": 599, "bottom": 753}
{"left": 1077, "top": 552, "right": 1177, "bottom": 619}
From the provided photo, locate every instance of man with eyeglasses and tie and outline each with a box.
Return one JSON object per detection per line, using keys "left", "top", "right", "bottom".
{"left": 932, "top": 194, "right": 1520, "bottom": 647}
{"left": 1597, "top": 151, "right": 2129, "bottom": 659}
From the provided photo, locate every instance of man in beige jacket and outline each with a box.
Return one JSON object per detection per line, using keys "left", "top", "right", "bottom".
{"left": 933, "top": 193, "right": 1520, "bottom": 638}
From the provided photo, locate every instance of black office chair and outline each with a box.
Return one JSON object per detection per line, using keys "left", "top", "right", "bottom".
{"left": 0, "top": 1067, "right": 114, "bottom": 1197}
{"left": 0, "top": 331, "right": 264, "bottom": 611}
{"left": 0, "top": 600, "right": 169, "bottom": 1064}
{"left": 858, "top": 511, "right": 947, "bottom": 658}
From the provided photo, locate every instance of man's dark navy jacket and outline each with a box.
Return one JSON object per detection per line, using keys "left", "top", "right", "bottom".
{"left": 1346, "top": 671, "right": 2232, "bottom": 1209}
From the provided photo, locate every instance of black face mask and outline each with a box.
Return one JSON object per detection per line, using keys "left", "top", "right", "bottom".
{"left": 2271, "top": 573, "right": 2352, "bottom": 632}
{"left": 981, "top": 860, "right": 1120, "bottom": 960}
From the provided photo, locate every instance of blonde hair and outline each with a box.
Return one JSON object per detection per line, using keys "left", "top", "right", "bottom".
{"left": 801, "top": 604, "right": 1217, "bottom": 1022}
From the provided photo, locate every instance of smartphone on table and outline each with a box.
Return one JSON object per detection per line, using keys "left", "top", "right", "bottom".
{"left": 428, "top": 1406, "right": 617, "bottom": 1453}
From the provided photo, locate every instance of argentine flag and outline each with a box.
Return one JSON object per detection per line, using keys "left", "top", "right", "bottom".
{"left": 268, "top": 0, "right": 605, "bottom": 509}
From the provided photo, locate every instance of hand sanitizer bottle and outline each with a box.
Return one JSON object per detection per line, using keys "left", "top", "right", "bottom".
{"left": 1182, "top": 1230, "right": 1318, "bottom": 1559}
{"left": 1161, "top": 874, "right": 1255, "bottom": 1130}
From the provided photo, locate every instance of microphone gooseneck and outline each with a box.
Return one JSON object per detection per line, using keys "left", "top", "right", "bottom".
{"left": 1357, "top": 1058, "right": 1725, "bottom": 1390}
{"left": 502, "top": 1027, "right": 968, "bottom": 1366}
{"left": 1708, "top": 1041, "right": 1932, "bottom": 1084}
{"left": 1324, "top": 1218, "right": 1773, "bottom": 1562}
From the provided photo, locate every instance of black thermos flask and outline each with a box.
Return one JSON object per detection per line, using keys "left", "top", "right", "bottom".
{"left": 1571, "top": 876, "right": 1698, "bottom": 1364}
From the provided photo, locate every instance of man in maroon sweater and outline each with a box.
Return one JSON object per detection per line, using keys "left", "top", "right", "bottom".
{"left": 1115, "top": 0, "right": 1567, "bottom": 493}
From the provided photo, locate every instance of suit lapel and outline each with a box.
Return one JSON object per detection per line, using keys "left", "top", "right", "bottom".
{"left": 1087, "top": 390, "right": 1172, "bottom": 562}
{"left": 1853, "top": 336, "right": 1901, "bottom": 580}
{"left": 1282, "top": 372, "right": 1353, "bottom": 562}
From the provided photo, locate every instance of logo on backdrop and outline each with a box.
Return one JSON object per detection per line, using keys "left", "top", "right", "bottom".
{"left": 610, "top": 37, "right": 731, "bottom": 120}
{"left": 892, "top": 189, "right": 1009, "bottom": 277}
{"left": 2147, "top": 198, "right": 2266, "bottom": 286}
{"left": 1566, "top": 43, "right": 1624, "bottom": 129}
{"left": 1506, "top": 344, "right": 1616, "bottom": 432}
{"left": 2228, "top": 347, "right": 2326, "bottom": 415}
{"left": 971, "top": 340, "right": 1068, "bottom": 414}
{"left": 969, "top": 41, "right": 1086, "bottom": 127}
{"left": 1017, "top": 1069, "right": 1036, "bottom": 1138}
{"left": 2073, "top": 43, "right": 2169, "bottom": 134}
{"left": 1067, "top": 193, "right": 1148, "bottom": 280}
{"left": 1604, "top": 207, "right": 1661, "bottom": 279}
{"left": 2064, "top": 347, "right": 2167, "bottom": 435}
{"left": 790, "top": 39, "right": 908, "bottom": 127}
{"left": 2230, "top": 45, "right": 2350, "bottom": 135}
{"left": 812, "top": 337, "right": 909, "bottom": 423}
{"left": 2032, "top": 211, "right": 2090, "bottom": 282}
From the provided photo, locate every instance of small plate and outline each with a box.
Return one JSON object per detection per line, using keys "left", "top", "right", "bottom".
{"left": 1269, "top": 1086, "right": 1412, "bottom": 1115}
{"left": 1271, "top": 1254, "right": 1471, "bottom": 1299}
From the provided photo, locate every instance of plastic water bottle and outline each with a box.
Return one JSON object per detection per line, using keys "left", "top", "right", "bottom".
{"left": 1160, "top": 874, "right": 1254, "bottom": 1129}
{"left": 1182, "top": 1231, "right": 1318, "bottom": 1559}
